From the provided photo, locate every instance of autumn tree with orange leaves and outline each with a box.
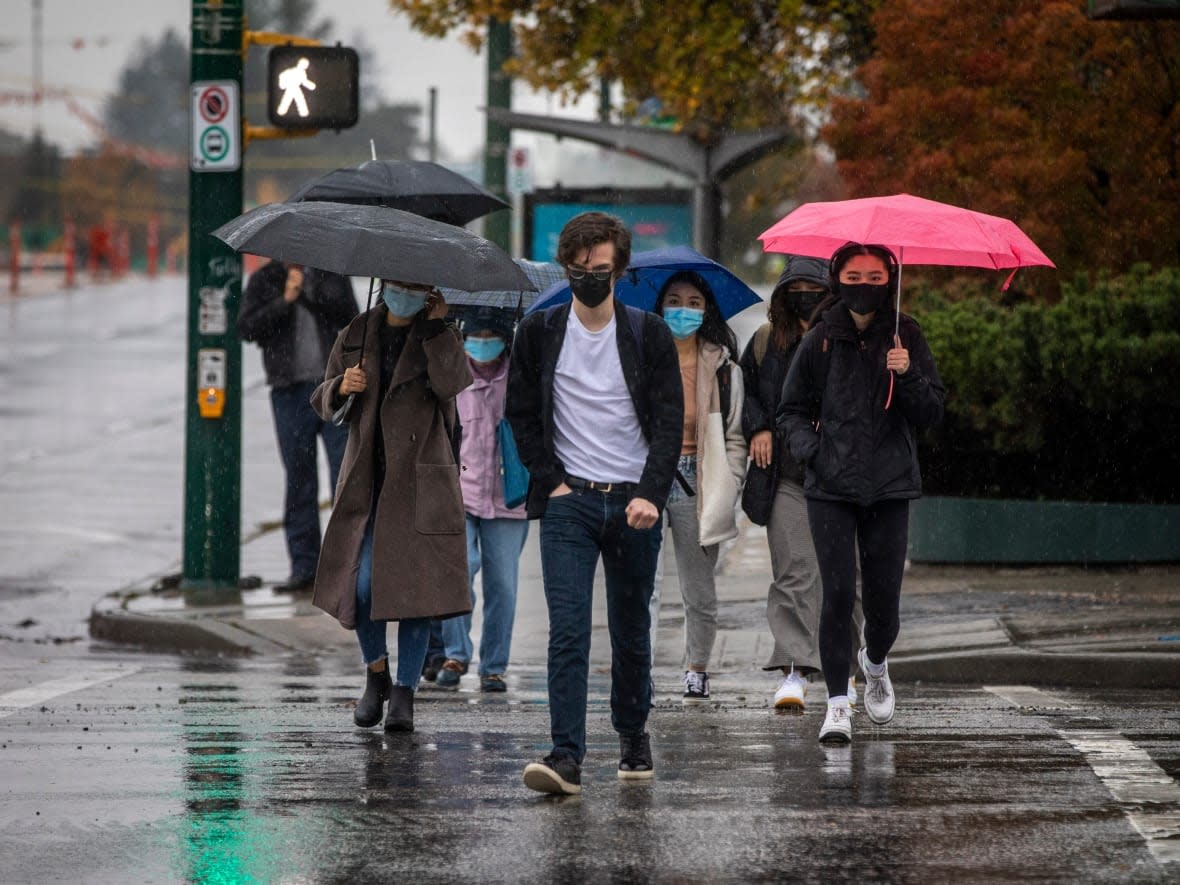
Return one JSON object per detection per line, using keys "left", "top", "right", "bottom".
{"left": 824, "top": 0, "right": 1180, "bottom": 278}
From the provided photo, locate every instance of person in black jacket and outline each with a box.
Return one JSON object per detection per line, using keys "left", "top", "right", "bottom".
{"left": 777, "top": 243, "right": 944, "bottom": 745}
{"left": 238, "top": 260, "right": 358, "bottom": 592}
{"left": 740, "top": 257, "right": 864, "bottom": 713}
{"left": 507, "top": 212, "right": 683, "bottom": 795}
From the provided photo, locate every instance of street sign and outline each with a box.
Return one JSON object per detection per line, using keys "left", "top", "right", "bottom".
{"left": 267, "top": 45, "right": 359, "bottom": 129}
{"left": 190, "top": 81, "right": 240, "bottom": 171}
{"left": 507, "top": 146, "right": 533, "bottom": 195}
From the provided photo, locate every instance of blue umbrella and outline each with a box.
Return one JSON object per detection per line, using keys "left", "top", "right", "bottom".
{"left": 525, "top": 246, "right": 762, "bottom": 319}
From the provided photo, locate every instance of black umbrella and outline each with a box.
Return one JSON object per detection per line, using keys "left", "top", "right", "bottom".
{"left": 211, "top": 200, "right": 535, "bottom": 292}
{"left": 287, "top": 160, "right": 509, "bottom": 227}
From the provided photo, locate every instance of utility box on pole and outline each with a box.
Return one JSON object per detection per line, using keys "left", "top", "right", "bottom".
{"left": 185, "top": 0, "right": 244, "bottom": 591}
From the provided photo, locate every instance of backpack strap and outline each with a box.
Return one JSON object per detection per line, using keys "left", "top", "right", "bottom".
{"left": 716, "top": 361, "right": 732, "bottom": 424}
{"left": 624, "top": 304, "right": 646, "bottom": 371}
{"left": 753, "top": 323, "right": 772, "bottom": 367}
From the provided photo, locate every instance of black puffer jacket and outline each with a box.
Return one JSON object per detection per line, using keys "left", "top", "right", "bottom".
{"left": 776, "top": 304, "right": 944, "bottom": 505}
{"left": 738, "top": 325, "right": 805, "bottom": 486}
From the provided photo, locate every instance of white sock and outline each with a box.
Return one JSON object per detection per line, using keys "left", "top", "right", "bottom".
{"left": 865, "top": 656, "right": 887, "bottom": 677}
{"left": 828, "top": 695, "right": 850, "bottom": 709}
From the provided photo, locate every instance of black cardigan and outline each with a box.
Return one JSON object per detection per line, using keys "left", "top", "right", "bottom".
{"left": 505, "top": 300, "right": 684, "bottom": 519}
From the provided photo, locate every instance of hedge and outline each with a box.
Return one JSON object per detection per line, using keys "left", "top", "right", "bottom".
{"left": 912, "top": 265, "right": 1180, "bottom": 504}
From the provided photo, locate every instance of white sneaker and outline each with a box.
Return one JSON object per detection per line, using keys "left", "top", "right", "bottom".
{"left": 858, "top": 647, "right": 895, "bottom": 724}
{"left": 847, "top": 676, "right": 858, "bottom": 708}
{"left": 819, "top": 703, "right": 852, "bottom": 744}
{"left": 773, "top": 669, "right": 807, "bottom": 710}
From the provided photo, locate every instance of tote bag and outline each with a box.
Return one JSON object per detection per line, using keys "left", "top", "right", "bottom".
{"left": 497, "top": 417, "right": 530, "bottom": 509}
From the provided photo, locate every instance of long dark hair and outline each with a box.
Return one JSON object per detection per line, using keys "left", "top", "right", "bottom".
{"left": 654, "top": 270, "right": 738, "bottom": 358}
{"left": 768, "top": 289, "right": 809, "bottom": 352}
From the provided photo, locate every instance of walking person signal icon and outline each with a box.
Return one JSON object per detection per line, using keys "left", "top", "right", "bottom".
{"left": 267, "top": 46, "right": 359, "bottom": 130}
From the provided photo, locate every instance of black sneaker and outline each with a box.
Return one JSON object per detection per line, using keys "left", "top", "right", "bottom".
{"left": 618, "top": 731, "right": 654, "bottom": 780}
{"left": 523, "top": 754, "right": 582, "bottom": 795}
{"left": 683, "top": 670, "right": 710, "bottom": 704}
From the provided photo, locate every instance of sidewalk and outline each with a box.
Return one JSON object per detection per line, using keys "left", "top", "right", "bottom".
{"left": 89, "top": 513, "right": 1180, "bottom": 691}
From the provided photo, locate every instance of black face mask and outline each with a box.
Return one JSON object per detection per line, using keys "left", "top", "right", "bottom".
{"left": 787, "top": 289, "right": 825, "bottom": 321}
{"left": 569, "top": 273, "right": 612, "bottom": 308}
{"left": 838, "top": 282, "right": 890, "bottom": 316}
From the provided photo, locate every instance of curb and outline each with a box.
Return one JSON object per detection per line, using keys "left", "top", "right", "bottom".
{"left": 889, "top": 648, "right": 1180, "bottom": 690}
{"left": 88, "top": 597, "right": 289, "bottom": 656}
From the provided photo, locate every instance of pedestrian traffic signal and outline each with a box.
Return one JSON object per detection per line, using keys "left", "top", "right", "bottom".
{"left": 267, "top": 45, "right": 359, "bottom": 130}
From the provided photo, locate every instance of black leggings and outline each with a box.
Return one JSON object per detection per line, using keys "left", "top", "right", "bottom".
{"left": 807, "top": 498, "right": 909, "bottom": 699}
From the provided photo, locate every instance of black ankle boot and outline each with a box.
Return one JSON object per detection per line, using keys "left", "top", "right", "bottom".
{"left": 354, "top": 665, "right": 392, "bottom": 727}
{"left": 385, "top": 685, "right": 414, "bottom": 732}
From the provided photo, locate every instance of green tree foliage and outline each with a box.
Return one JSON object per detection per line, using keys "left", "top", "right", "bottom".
{"left": 917, "top": 266, "right": 1180, "bottom": 503}
{"left": 389, "top": 1, "right": 880, "bottom": 142}
{"left": 824, "top": 0, "right": 1180, "bottom": 279}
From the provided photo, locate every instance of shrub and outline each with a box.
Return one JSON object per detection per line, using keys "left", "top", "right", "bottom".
{"left": 915, "top": 265, "right": 1180, "bottom": 503}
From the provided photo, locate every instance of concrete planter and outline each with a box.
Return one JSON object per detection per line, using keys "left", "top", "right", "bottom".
{"left": 908, "top": 496, "right": 1180, "bottom": 564}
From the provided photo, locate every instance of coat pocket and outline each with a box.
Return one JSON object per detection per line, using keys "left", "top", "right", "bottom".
{"left": 415, "top": 463, "right": 465, "bottom": 534}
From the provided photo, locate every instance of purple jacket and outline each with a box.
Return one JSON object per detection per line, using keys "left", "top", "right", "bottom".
{"left": 458, "top": 354, "right": 527, "bottom": 520}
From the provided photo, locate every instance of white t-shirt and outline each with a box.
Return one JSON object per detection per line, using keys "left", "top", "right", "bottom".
{"left": 552, "top": 310, "right": 648, "bottom": 483}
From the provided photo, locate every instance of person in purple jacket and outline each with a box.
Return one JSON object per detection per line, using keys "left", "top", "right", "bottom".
{"left": 432, "top": 306, "right": 530, "bottom": 693}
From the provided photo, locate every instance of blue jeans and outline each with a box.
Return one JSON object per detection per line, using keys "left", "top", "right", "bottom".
{"left": 354, "top": 520, "right": 430, "bottom": 688}
{"left": 440, "top": 516, "right": 530, "bottom": 675}
{"left": 270, "top": 382, "right": 348, "bottom": 581}
{"left": 540, "top": 489, "right": 663, "bottom": 764}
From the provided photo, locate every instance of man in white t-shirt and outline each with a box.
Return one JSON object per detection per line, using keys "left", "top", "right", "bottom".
{"left": 507, "top": 212, "right": 684, "bottom": 795}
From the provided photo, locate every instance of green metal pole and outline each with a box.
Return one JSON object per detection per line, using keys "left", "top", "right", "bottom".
{"left": 483, "top": 17, "right": 511, "bottom": 252}
{"left": 184, "top": 0, "right": 243, "bottom": 590}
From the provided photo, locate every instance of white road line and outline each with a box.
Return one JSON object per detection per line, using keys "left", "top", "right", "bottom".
{"left": 0, "top": 667, "right": 141, "bottom": 718}
{"left": 983, "top": 684, "right": 1077, "bottom": 709}
{"left": 1060, "top": 729, "right": 1180, "bottom": 864}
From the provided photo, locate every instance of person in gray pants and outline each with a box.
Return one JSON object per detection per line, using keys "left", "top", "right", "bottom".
{"left": 653, "top": 271, "right": 747, "bottom": 704}
{"left": 739, "top": 258, "right": 863, "bottom": 711}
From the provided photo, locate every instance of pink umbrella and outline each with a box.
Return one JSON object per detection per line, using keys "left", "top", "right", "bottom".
{"left": 759, "top": 193, "right": 1055, "bottom": 409}
{"left": 758, "top": 193, "right": 1055, "bottom": 271}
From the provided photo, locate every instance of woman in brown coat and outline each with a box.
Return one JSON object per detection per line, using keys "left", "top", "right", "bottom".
{"left": 311, "top": 281, "right": 473, "bottom": 732}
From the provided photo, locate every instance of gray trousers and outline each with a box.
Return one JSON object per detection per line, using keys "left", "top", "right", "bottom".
{"left": 664, "top": 495, "right": 720, "bottom": 671}
{"left": 764, "top": 479, "right": 863, "bottom": 674}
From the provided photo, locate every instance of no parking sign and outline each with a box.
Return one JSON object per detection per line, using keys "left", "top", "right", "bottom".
{"left": 190, "top": 81, "right": 240, "bottom": 172}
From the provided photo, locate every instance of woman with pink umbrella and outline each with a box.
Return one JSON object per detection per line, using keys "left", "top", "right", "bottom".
{"left": 776, "top": 242, "right": 945, "bottom": 745}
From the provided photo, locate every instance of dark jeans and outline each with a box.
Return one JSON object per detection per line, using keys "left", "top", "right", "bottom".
{"left": 270, "top": 382, "right": 348, "bottom": 581}
{"left": 539, "top": 489, "right": 662, "bottom": 764}
{"left": 807, "top": 498, "right": 909, "bottom": 699}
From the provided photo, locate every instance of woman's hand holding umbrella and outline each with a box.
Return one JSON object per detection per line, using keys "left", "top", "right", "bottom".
{"left": 886, "top": 335, "right": 910, "bottom": 375}
{"left": 340, "top": 363, "right": 367, "bottom": 396}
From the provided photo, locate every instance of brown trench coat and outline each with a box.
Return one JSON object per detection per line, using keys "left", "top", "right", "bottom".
{"left": 310, "top": 306, "right": 473, "bottom": 629}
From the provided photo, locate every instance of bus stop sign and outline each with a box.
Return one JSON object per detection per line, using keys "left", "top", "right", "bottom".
{"left": 267, "top": 45, "right": 359, "bottom": 129}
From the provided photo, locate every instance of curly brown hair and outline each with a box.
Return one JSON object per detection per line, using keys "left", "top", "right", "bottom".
{"left": 555, "top": 211, "right": 632, "bottom": 274}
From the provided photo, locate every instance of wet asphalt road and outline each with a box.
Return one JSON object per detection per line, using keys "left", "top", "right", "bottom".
{"left": 2, "top": 646, "right": 1179, "bottom": 883}
{"left": 4, "top": 280, "right": 1180, "bottom": 882}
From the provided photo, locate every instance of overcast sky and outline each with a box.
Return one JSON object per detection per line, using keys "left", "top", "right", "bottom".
{"left": 0, "top": 0, "right": 601, "bottom": 161}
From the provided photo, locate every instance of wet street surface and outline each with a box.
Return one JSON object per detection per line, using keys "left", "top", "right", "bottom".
{"left": 2, "top": 646, "right": 1178, "bottom": 883}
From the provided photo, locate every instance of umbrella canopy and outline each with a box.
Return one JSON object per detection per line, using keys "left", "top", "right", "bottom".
{"left": 440, "top": 259, "right": 565, "bottom": 312}
{"left": 526, "top": 246, "right": 762, "bottom": 319}
{"left": 211, "top": 200, "right": 535, "bottom": 293}
{"left": 288, "top": 160, "right": 509, "bottom": 227}
{"left": 758, "top": 193, "right": 1055, "bottom": 270}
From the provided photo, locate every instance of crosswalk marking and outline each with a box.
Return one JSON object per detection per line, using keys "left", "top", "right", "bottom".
{"left": 0, "top": 667, "right": 140, "bottom": 718}
{"left": 1060, "top": 730, "right": 1180, "bottom": 864}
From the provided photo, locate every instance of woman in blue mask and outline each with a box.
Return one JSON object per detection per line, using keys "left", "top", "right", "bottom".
{"left": 428, "top": 306, "right": 530, "bottom": 694}
{"left": 652, "top": 271, "right": 747, "bottom": 704}
{"left": 310, "top": 278, "right": 473, "bottom": 733}
{"left": 777, "top": 243, "right": 944, "bottom": 745}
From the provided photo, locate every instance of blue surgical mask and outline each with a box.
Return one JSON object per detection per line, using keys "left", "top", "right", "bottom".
{"left": 382, "top": 283, "right": 428, "bottom": 318}
{"left": 464, "top": 336, "right": 506, "bottom": 363}
{"left": 663, "top": 307, "right": 705, "bottom": 339}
